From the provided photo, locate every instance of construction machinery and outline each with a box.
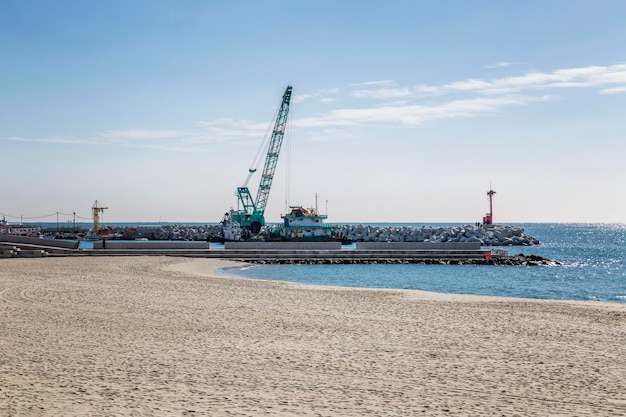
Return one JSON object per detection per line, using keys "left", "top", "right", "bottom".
{"left": 230, "top": 85, "right": 293, "bottom": 234}
{"left": 92, "top": 200, "right": 108, "bottom": 234}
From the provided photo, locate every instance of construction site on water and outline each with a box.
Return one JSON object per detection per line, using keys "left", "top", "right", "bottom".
{"left": 5, "top": 85, "right": 504, "bottom": 244}
{"left": 217, "top": 85, "right": 337, "bottom": 243}
{"left": 2, "top": 85, "right": 551, "bottom": 263}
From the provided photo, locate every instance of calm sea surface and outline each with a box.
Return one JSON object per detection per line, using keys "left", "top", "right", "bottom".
{"left": 29, "top": 222, "right": 626, "bottom": 303}
{"left": 218, "top": 223, "right": 626, "bottom": 304}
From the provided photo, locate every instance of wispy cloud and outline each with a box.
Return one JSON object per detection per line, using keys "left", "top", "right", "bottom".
{"left": 4, "top": 120, "right": 273, "bottom": 152}
{"left": 349, "top": 80, "right": 395, "bottom": 87}
{"left": 600, "top": 86, "right": 626, "bottom": 95}
{"left": 5, "top": 132, "right": 206, "bottom": 152}
{"left": 483, "top": 61, "right": 522, "bottom": 69}
{"left": 6, "top": 136, "right": 102, "bottom": 145}
{"left": 8, "top": 64, "right": 624, "bottom": 151}
{"left": 352, "top": 88, "right": 413, "bottom": 99}
{"left": 117, "top": 141, "right": 208, "bottom": 153}
{"left": 326, "top": 63, "right": 626, "bottom": 128}
{"left": 292, "top": 88, "right": 339, "bottom": 103}
{"left": 100, "top": 129, "right": 187, "bottom": 140}
{"left": 413, "top": 63, "right": 626, "bottom": 96}
{"left": 294, "top": 95, "right": 552, "bottom": 128}
{"left": 308, "top": 63, "right": 625, "bottom": 129}
{"left": 196, "top": 118, "right": 268, "bottom": 139}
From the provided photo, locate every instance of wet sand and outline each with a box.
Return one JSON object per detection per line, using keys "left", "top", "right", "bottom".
{"left": 1, "top": 256, "right": 625, "bottom": 416}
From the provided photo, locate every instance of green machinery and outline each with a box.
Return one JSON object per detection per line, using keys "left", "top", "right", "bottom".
{"left": 231, "top": 86, "right": 293, "bottom": 234}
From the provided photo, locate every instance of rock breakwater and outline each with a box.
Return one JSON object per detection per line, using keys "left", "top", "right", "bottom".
{"left": 139, "top": 224, "right": 539, "bottom": 246}
{"left": 137, "top": 224, "right": 223, "bottom": 241}
{"left": 333, "top": 224, "right": 539, "bottom": 246}
{"left": 242, "top": 254, "right": 558, "bottom": 266}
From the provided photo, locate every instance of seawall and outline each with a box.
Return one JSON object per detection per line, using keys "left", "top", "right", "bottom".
{"left": 0, "top": 238, "right": 557, "bottom": 265}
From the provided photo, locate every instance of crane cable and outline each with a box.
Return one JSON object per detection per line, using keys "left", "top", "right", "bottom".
{"left": 242, "top": 94, "right": 283, "bottom": 188}
{"left": 285, "top": 106, "right": 292, "bottom": 212}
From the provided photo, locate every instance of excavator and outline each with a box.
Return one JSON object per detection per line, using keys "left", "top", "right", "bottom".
{"left": 226, "top": 85, "right": 293, "bottom": 236}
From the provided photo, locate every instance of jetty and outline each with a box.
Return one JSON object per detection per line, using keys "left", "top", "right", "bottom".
{"left": 0, "top": 235, "right": 557, "bottom": 266}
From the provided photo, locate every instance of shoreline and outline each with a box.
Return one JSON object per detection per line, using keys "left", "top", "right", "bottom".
{"left": 1, "top": 256, "right": 625, "bottom": 416}
{"left": 209, "top": 260, "right": 623, "bottom": 306}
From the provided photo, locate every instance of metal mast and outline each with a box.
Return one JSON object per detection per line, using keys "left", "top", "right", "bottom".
{"left": 482, "top": 188, "right": 496, "bottom": 225}
{"left": 235, "top": 86, "right": 292, "bottom": 233}
{"left": 92, "top": 200, "right": 108, "bottom": 234}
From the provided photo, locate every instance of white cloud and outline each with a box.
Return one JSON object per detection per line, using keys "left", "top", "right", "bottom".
{"left": 352, "top": 88, "right": 413, "bottom": 99}
{"left": 483, "top": 61, "right": 522, "bottom": 69}
{"left": 414, "top": 85, "right": 440, "bottom": 94}
{"left": 292, "top": 88, "right": 339, "bottom": 103}
{"left": 356, "top": 64, "right": 626, "bottom": 99}
{"left": 291, "top": 94, "right": 314, "bottom": 103}
{"left": 5, "top": 136, "right": 102, "bottom": 145}
{"left": 294, "top": 95, "right": 550, "bottom": 128}
{"left": 196, "top": 119, "right": 269, "bottom": 141}
{"left": 442, "top": 79, "right": 494, "bottom": 92}
{"left": 9, "top": 63, "right": 623, "bottom": 152}
{"left": 428, "top": 63, "right": 626, "bottom": 96}
{"left": 349, "top": 80, "right": 395, "bottom": 87}
{"left": 101, "top": 129, "right": 187, "bottom": 140}
{"left": 600, "top": 85, "right": 626, "bottom": 95}
{"left": 120, "top": 142, "right": 207, "bottom": 153}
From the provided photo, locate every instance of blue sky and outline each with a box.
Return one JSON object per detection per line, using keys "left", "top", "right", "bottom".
{"left": 2, "top": 0, "right": 625, "bottom": 224}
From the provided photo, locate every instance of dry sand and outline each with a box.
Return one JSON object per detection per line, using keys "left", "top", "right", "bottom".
{"left": 0, "top": 256, "right": 625, "bottom": 416}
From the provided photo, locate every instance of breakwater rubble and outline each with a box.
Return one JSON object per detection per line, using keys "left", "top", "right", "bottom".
{"left": 334, "top": 224, "right": 539, "bottom": 246}
{"left": 137, "top": 224, "right": 223, "bottom": 241}
{"left": 240, "top": 254, "right": 559, "bottom": 266}
{"left": 139, "top": 223, "right": 540, "bottom": 246}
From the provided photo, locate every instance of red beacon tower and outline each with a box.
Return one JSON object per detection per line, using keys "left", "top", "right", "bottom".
{"left": 482, "top": 188, "right": 496, "bottom": 225}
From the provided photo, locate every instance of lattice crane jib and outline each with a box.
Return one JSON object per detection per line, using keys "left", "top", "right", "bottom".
{"left": 233, "top": 86, "right": 292, "bottom": 233}
{"left": 92, "top": 200, "right": 108, "bottom": 234}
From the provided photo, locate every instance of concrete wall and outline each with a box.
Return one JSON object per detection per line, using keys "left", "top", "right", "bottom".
{"left": 224, "top": 241, "right": 342, "bottom": 250}
{"left": 0, "top": 235, "right": 79, "bottom": 249}
{"left": 104, "top": 241, "right": 209, "bottom": 250}
{"left": 355, "top": 242, "right": 481, "bottom": 250}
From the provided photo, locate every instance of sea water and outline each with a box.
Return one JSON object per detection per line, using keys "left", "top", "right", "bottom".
{"left": 219, "top": 223, "right": 626, "bottom": 304}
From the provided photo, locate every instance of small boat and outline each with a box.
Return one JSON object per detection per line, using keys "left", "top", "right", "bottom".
{"left": 0, "top": 222, "right": 43, "bottom": 238}
{"left": 265, "top": 206, "right": 334, "bottom": 241}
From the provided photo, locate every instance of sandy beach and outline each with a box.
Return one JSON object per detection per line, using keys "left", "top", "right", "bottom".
{"left": 0, "top": 256, "right": 624, "bottom": 416}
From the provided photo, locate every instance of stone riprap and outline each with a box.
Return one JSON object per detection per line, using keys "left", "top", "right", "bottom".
{"left": 142, "top": 224, "right": 539, "bottom": 246}
{"left": 137, "top": 224, "right": 223, "bottom": 241}
{"left": 243, "top": 254, "right": 558, "bottom": 266}
{"left": 334, "top": 224, "right": 539, "bottom": 246}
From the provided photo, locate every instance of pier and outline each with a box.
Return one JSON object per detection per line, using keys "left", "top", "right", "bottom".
{"left": 0, "top": 235, "right": 557, "bottom": 265}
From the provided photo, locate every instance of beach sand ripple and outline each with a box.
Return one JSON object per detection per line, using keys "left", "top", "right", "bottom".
{"left": 1, "top": 257, "right": 624, "bottom": 416}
